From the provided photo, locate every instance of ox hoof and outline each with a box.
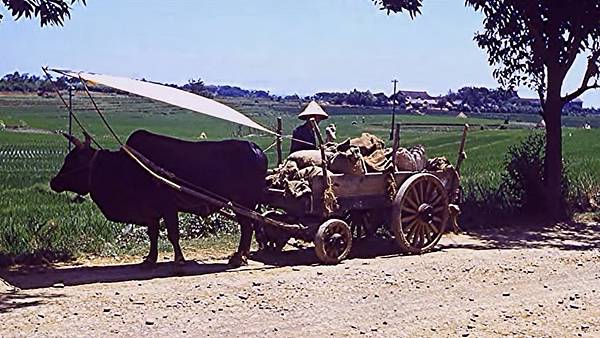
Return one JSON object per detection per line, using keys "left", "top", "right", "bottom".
{"left": 228, "top": 253, "right": 248, "bottom": 268}
{"left": 141, "top": 259, "right": 157, "bottom": 269}
{"left": 174, "top": 257, "right": 186, "bottom": 266}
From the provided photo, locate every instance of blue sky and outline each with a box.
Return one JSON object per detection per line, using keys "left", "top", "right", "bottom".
{"left": 1, "top": 0, "right": 598, "bottom": 107}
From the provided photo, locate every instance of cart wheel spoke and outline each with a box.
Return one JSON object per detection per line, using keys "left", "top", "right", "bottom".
{"left": 407, "top": 222, "right": 419, "bottom": 241}
{"left": 404, "top": 219, "right": 418, "bottom": 234}
{"left": 433, "top": 204, "right": 446, "bottom": 214}
{"left": 429, "top": 191, "right": 443, "bottom": 206}
{"left": 411, "top": 226, "right": 423, "bottom": 247}
{"left": 401, "top": 214, "right": 416, "bottom": 225}
{"left": 406, "top": 191, "right": 420, "bottom": 210}
{"left": 427, "top": 222, "right": 440, "bottom": 235}
{"left": 401, "top": 205, "right": 417, "bottom": 215}
{"left": 423, "top": 227, "right": 433, "bottom": 242}
{"left": 423, "top": 180, "right": 433, "bottom": 200}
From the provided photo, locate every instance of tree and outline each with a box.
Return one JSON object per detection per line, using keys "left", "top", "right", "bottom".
{"left": 374, "top": 0, "right": 600, "bottom": 219}
{"left": 1, "top": 0, "right": 85, "bottom": 26}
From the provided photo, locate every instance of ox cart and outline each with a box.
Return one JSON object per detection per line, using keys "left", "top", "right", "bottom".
{"left": 45, "top": 68, "right": 468, "bottom": 266}
{"left": 255, "top": 121, "right": 468, "bottom": 264}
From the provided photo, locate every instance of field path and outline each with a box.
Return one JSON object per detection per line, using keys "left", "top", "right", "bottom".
{"left": 1, "top": 222, "right": 599, "bottom": 337}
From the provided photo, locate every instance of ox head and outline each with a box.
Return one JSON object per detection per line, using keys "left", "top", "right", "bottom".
{"left": 50, "top": 133, "right": 96, "bottom": 195}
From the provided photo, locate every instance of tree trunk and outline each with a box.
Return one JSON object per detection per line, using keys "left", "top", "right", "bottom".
{"left": 543, "top": 100, "right": 566, "bottom": 220}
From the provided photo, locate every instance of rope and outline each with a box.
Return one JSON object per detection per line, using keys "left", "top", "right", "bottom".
{"left": 322, "top": 176, "right": 338, "bottom": 215}
{"left": 385, "top": 169, "right": 397, "bottom": 201}
{"left": 262, "top": 139, "right": 278, "bottom": 152}
{"left": 282, "top": 135, "right": 316, "bottom": 147}
{"left": 78, "top": 74, "right": 124, "bottom": 145}
{"left": 41, "top": 67, "right": 103, "bottom": 149}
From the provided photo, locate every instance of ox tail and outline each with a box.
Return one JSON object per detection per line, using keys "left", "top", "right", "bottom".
{"left": 249, "top": 141, "right": 269, "bottom": 204}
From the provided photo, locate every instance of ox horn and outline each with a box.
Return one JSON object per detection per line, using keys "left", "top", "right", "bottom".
{"left": 62, "top": 132, "right": 83, "bottom": 148}
{"left": 83, "top": 132, "right": 92, "bottom": 147}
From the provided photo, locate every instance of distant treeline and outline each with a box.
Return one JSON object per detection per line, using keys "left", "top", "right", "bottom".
{"left": 1, "top": 72, "right": 598, "bottom": 116}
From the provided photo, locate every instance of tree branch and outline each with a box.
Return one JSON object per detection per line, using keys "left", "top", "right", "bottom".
{"left": 563, "top": 49, "right": 600, "bottom": 102}
{"left": 562, "top": 27, "right": 586, "bottom": 75}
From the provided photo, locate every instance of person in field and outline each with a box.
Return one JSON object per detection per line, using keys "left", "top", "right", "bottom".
{"left": 290, "top": 101, "right": 330, "bottom": 153}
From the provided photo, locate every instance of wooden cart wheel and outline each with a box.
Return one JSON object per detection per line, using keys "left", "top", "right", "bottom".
{"left": 314, "top": 219, "right": 352, "bottom": 264}
{"left": 392, "top": 173, "right": 449, "bottom": 254}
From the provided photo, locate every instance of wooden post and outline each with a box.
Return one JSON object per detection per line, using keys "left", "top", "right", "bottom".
{"left": 276, "top": 117, "right": 283, "bottom": 165}
{"left": 391, "top": 123, "right": 400, "bottom": 171}
{"left": 456, "top": 124, "right": 469, "bottom": 174}
{"left": 389, "top": 79, "right": 398, "bottom": 141}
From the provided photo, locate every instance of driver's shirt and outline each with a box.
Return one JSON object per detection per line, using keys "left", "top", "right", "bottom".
{"left": 290, "top": 122, "right": 316, "bottom": 154}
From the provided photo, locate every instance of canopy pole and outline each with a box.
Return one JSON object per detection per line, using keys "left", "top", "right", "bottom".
{"left": 41, "top": 67, "right": 103, "bottom": 149}
{"left": 68, "top": 86, "right": 73, "bottom": 151}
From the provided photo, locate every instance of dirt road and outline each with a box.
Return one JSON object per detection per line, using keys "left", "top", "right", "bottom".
{"left": 1, "top": 222, "right": 599, "bottom": 337}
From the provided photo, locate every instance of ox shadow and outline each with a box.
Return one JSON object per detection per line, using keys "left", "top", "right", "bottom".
{"left": 0, "top": 261, "right": 236, "bottom": 290}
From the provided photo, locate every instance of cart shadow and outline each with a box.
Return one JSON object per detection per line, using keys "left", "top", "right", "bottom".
{"left": 251, "top": 237, "right": 408, "bottom": 267}
{"left": 0, "top": 260, "right": 258, "bottom": 290}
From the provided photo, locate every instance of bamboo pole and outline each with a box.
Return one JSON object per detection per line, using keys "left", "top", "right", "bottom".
{"left": 456, "top": 124, "right": 469, "bottom": 174}
{"left": 276, "top": 117, "right": 282, "bottom": 165}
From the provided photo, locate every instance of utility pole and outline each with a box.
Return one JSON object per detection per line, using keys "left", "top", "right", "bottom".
{"left": 68, "top": 85, "right": 74, "bottom": 151}
{"left": 389, "top": 79, "right": 398, "bottom": 140}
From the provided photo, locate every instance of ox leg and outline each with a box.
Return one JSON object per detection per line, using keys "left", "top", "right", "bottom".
{"left": 228, "top": 216, "right": 254, "bottom": 268}
{"left": 164, "top": 211, "right": 185, "bottom": 265}
{"left": 143, "top": 219, "right": 159, "bottom": 266}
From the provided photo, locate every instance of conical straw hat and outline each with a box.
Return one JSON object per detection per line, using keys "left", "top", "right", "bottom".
{"left": 298, "top": 101, "right": 329, "bottom": 120}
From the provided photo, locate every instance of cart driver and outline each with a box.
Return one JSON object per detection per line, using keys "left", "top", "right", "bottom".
{"left": 290, "top": 101, "right": 329, "bottom": 154}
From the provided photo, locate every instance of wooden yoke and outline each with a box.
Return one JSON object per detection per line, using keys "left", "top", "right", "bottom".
{"left": 456, "top": 124, "right": 469, "bottom": 174}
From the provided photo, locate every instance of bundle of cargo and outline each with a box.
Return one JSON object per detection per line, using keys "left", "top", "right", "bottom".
{"left": 266, "top": 133, "right": 458, "bottom": 201}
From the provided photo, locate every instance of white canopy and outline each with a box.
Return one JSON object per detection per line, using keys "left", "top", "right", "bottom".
{"left": 49, "top": 68, "right": 276, "bottom": 135}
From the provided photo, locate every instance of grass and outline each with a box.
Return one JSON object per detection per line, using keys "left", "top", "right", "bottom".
{"left": 1, "top": 93, "right": 599, "bottom": 263}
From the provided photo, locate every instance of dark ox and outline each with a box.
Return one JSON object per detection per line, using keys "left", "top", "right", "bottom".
{"left": 50, "top": 130, "right": 267, "bottom": 267}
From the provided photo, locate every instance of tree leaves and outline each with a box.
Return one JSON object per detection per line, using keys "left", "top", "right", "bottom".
{"left": 2, "top": 0, "right": 85, "bottom": 26}
{"left": 372, "top": 0, "right": 422, "bottom": 18}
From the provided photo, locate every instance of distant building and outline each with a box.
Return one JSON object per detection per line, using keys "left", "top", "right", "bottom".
{"left": 399, "top": 90, "right": 439, "bottom": 107}
{"left": 399, "top": 90, "right": 432, "bottom": 100}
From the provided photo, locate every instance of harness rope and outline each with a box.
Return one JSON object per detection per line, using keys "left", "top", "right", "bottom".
{"left": 78, "top": 74, "right": 124, "bottom": 146}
